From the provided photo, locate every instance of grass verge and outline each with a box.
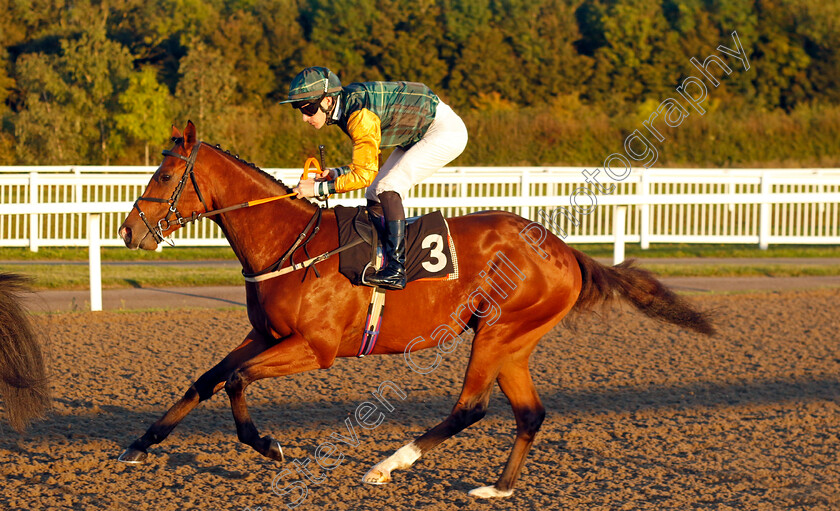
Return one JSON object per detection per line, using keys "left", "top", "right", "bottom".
{"left": 1, "top": 243, "right": 838, "bottom": 263}
{"left": 639, "top": 264, "right": 840, "bottom": 278}
{"left": 2, "top": 261, "right": 838, "bottom": 290}
{"left": 568, "top": 243, "right": 840, "bottom": 259}
{"left": 2, "top": 264, "right": 243, "bottom": 290}
{"left": 0, "top": 246, "right": 237, "bottom": 262}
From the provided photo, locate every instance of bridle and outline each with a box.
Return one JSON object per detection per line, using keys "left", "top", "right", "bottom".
{"left": 133, "top": 140, "right": 302, "bottom": 247}
{"left": 130, "top": 140, "right": 361, "bottom": 282}
{"left": 133, "top": 141, "right": 208, "bottom": 246}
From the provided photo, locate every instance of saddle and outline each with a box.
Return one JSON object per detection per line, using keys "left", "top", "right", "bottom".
{"left": 334, "top": 206, "right": 459, "bottom": 287}
{"left": 333, "top": 205, "right": 459, "bottom": 357}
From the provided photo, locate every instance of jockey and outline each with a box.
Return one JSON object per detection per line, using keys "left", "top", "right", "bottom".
{"left": 285, "top": 66, "right": 468, "bottom": 290}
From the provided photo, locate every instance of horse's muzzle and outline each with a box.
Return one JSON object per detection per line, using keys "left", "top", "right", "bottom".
{"left": 118, "top": 220, "right": 156, "bottom": 250}
{"left": 118, "top": 224, "right": 132, "bottom": 246}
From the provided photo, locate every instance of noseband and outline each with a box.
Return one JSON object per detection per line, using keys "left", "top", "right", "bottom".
{"left": 133, "top": 141, "right": 209, "bottom": 246}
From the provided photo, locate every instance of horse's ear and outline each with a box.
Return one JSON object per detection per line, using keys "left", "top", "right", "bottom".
{"left": 184, "top": 120, "right": 197, "bottom": 149}
{"left": 171, "top": 124, "right": 182, "bottom": 140}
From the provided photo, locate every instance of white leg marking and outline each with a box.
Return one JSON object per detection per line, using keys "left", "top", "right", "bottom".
{"left": 468, "top": 486, "right": 514, "bottom": 498}
{"left": 361, "top": 442, "right": 422, "bottom": 485}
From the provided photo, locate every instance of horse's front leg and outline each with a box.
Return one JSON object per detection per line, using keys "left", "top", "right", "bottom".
{"left": 118, "top": 332, "right": 273, "bottom": 464}
{"left": 225, "top": 332, "right": 323, "bottom": 461}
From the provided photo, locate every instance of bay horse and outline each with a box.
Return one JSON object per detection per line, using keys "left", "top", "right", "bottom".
{"left": 0, "top": 273, "right": 51, "bottom": 432}
{"left": 117, "top": 121, "right": 713, "bottom": 498}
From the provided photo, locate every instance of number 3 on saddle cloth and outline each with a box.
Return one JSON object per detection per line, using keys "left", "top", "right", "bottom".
{"left": 333, "top": 206, "right": 459, "bottom": 286}
{"left": 333, "top": 206, "right": 460, "bottom": 358}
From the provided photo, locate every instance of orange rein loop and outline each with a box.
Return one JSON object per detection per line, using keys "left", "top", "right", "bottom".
{"left": 302, "top": 157, "right": 333, "bottom": 199}
{"left": 244, "top": 157, "right": 328, "bottom": 208}
{"left": 301, "top": 157, "right": 322, "bottom": 180}
{"left": 200, "top": 160, "right": 317, "bottom": 218}
{"left": 240, "top": 157, "right": 324, "bottom": 208}
{"left": 196, "top": 157, "right": 325, "bottom": 220}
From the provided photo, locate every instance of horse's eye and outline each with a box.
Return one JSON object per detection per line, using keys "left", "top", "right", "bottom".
{"left": 160, "top": 173, "right": 172, "bottom": 183}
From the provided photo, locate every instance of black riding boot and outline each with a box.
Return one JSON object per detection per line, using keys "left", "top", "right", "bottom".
{"left": 367, "top": 219, "right": 406, "bottom": 290}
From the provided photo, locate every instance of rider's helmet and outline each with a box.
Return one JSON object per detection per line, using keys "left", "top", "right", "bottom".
{"left": 279, "top": 66, "right": 342, "bottom": 113}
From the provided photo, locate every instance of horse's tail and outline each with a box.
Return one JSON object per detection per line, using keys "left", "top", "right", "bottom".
{"left": 0, "top": 273, "right": 51, "bottom": 432}
{"left": 570, "top": 249, "right": 715, "bottom": 336}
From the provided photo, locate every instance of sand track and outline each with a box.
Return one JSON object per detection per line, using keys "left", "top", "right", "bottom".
{"left": 1, "top": 288, "right": 838, "bottom": 510}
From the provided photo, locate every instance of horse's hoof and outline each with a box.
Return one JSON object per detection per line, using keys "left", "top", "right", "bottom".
{"left": 361, "top": 468, "right": 391, "bottom": 485}
{"left": 263, "top": 436, "right": 284, "bottom": 462}
{"left": 117, "top": 447, "right": 148, "bottom": 464}
{"left": 468, "top": 485, "right": 514, "bottom": 498}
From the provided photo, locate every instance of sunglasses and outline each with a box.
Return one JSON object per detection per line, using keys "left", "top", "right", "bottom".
{"left": 293, "top": 100, "right": 321, "bottom": 116}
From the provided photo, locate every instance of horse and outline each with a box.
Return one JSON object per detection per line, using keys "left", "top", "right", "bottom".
{"left": 116, "top": 121, "right": 713, "bottom": 498}
{"left": 0, "top": 273, "right": 51, "bottom": 432}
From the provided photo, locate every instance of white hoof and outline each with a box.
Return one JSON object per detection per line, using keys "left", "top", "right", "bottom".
{"left": 468, "top": 485, "right": 514, "bottom": 499}
{"left": 361, "top": 467, "right": 391, "bottom": 485}
{"left": 361, "top": 442, "right": 421, "bottom": 486}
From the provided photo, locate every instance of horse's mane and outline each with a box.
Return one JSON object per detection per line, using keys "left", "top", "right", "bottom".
{"left": 172, "top": 137, "right": 294, "bottom": 194}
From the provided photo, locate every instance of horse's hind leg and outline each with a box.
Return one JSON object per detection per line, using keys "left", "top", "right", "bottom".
{"left": 469, "top": 358, "right": 545, "bottom": 498}
{"left": 362, "top": 339, "right": 501, "bottom": 485}
{"left": 363, "top": 323, "right": 551, "bottom": 497}
{"left": 118, "top": 332, "right": 271, "bottom": 463}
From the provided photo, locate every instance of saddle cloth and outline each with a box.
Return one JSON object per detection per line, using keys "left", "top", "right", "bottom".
{"left": 334, "top": 206, "right": 458, "bottom": 286}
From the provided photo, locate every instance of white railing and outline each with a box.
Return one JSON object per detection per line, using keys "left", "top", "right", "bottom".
{"left": 1, "top": 167, "right": 839, "bottom": 252}
{"left": 3, "top": 166, "right": 839, "bottom": 311}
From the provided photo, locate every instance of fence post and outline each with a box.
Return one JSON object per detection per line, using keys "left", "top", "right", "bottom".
{"left": 88, "top": 214, "right": 102, "bottom": 311}
{"left": 759, "top": 173, "right": 771, "bottom": 250}
{"left": 639, "top": 171, "right": 650, "bottom": 250}
{"left": 520, "top": 169, "right": 531, "bottom": 220}
{"left": 457, "top": 168, "right": 466, "bottom": 217}
{"left": 613, "top": 205, "right": 627, "bottom": 265}
{"left": 28, "top": 171, "right": 39, "bottom": 252}
{"left": 73, "top": 167, "right": 82, "bottom": 202}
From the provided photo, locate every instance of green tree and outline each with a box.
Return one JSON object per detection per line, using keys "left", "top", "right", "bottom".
{"left": 13, "top": 2, "right": 133, "bottom": 164}
{"left": 109, "top": 0, "right": 224, "bottom": 95}
{"left": 4, "top": 0, "right": 71, "bottom": 43}
{"left": 0, "top": 49, "right": 16, "bottom": 164}
{"left": 793, "top": 0, "right": 840, "bottom": 103}
{"left": 378, "top": 1, "right": 447, "bottom": 90}
{"left": 492, "top": 0, "right": 592, "bottom": 105}
{"left": 584, "top": 0, "right": 684, "bottom": 105}
{"left": 447, "top": 27, "right": 521, "bottom": 107}
{"left": 4, "top": 0, "right": 840, "bottom": 167}
{"left": 175, "top": 42, "right": 236, "bottom": 142}
{"left": 206, "top": 6, "right": 272, "bottom": 100}
{"left": 251, "top": 0, "right": 307, "bottom": 97}
{"left": 0, "top": 0, "right": 30, "bottom": 163}
{"left": 14, "top": 53, "right": 85, "bottom": 164}
{"left": 304, "top": 0, "right": 396, "bottom": 80}
{"left": 439, "top": 0, "right": 493, "bottom": 51}
{"left": 700, "top": 0, "right": 759, "bottom": 104}
{"left": 60, "top": 20, "right": 134, "bottom": 163}
{"left": 116, "top": 67, "right": 172, "bottom": 165}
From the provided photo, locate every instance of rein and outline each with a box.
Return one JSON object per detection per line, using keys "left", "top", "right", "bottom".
{"left": 133, "top": 141, "right": 357, "bottom": 282}
{"left": 133, "top": 141, "right": 296, "bottom": 246}
{"left": 240, "top": 207, "right": 364, "bottom": 283}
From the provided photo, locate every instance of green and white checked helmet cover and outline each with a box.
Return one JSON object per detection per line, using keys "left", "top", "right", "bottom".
{"left": 279, "top": 67, "right": 342, "bottom": 104}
